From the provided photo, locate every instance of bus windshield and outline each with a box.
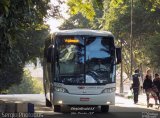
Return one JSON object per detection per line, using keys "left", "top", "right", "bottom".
{"left": 55, "top": 35, "right": 115, "bottom": 85}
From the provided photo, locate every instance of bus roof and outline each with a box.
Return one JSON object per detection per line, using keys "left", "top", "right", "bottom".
{"left": 54, "top": 29, "right": 114, "bottom": 37}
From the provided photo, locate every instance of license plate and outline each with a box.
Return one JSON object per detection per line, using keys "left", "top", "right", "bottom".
{"left": 80, "top": 98, "right": 90, "bottom": 101}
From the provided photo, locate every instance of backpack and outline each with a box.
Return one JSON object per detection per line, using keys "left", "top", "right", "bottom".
{"left": 132, "top": 74, "right": 140, "bottom": 87}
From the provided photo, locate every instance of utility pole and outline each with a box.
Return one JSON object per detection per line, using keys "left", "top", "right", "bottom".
{"left": 120, "top": 40, "right": 123, "bottom": 93}
{"left": 130, "top": 0, "right": 133, "bottom": 79}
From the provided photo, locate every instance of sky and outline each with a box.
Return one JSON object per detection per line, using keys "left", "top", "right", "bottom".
{"left": 46, "top": 0, "right": 69, "bottom": 33}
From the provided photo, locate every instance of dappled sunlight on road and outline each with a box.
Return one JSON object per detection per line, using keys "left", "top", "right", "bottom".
{"left": 115, "top": 96, "right": 159, "bottom": 111}
{"left": 116, "top": 96, "right": 135, "bottom": 107}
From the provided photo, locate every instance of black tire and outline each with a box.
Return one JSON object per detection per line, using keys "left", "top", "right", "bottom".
{"left": 54, "top": 105, "right": 61, "bottom": 112}
{"left": 46, "top": 98, "right": 52, "bottom": 107}
{"left": 101, "top": 105, "right": 109, "bottom": 113}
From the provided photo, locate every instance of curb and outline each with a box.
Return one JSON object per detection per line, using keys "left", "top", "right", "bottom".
{"left": 0, "top": 100, "right": 34, "bottom": 113}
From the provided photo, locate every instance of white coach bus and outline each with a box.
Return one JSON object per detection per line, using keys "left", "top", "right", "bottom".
{"left": 43, "top": 29, "right": 121, "bottom": 113}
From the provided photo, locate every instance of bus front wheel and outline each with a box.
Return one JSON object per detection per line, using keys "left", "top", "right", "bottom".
{"left": 54, "top": 105, "right": 61, "bottom": 112}
{"left": 101, "top": 105, "right": 109, "bottom": 113}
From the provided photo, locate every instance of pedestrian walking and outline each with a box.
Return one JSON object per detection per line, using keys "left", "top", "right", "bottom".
{"left": 153, "top": 73, "right": 160, "bottom": 104}
{"left": 131, "top": 69, "right": 140, "bottom": 104}
{"left": 143, "top": 69, "right": 157, "bottom": 107}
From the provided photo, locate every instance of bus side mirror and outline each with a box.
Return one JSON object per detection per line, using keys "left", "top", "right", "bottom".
{"left": 47, "top": 45, "right": 54, "bottom": 63}
{"left": 116, "top": 47, "right": 122, "bottom": 64}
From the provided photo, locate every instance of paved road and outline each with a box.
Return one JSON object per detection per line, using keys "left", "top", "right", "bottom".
{"left": 0, "top": 94, "right": 159, "bottom": 118}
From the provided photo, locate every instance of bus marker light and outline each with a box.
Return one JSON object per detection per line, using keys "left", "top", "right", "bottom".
{"left": 106, "top": 101, "right": 111, "bottom": 104}
{"left": 58, "top": 100, "right": 63, "bottom": 104}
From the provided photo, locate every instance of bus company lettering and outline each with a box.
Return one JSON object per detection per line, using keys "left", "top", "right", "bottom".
{"left": 77, "top": 86, "right": 104, "bottom": 90}
{"left": 85, "top": 86, "right": 104, "bottom": 89}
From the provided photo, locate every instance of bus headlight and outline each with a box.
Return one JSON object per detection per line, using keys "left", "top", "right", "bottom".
{"left": 101, "top": 87, "right": 116, "bottom": 93}
{"left": 54, "top": 86, "right": 69, "bottom": 93}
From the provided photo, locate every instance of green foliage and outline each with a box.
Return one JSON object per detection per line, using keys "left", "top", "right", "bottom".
{"left": 0, "top": 29, "right": 49, "bottom": 92}
{"left": 8, "top": 70, "right": 43, "bottom": 94}
{"left": 102, "top": 0, "right": 160, "bottom": 75}
{"left": 65, "top": 0, "right": 160, "bottom": 75}
{"left": 0, "top": 64, "right": 23, "bottom": 93}
{"left": 145, "top": 34, "right": 160, "bottom": 68}
{"left": 0, "top": 0, "right": 50, "bottom": 66}
{"left": 67, "top": 0, "right": 96, "bottom": 21}
{"left": 0, "top": 0, "right": 61, "bottom": 92}
{"left": 61, "top": 0, "right": 104, "bottom": 30}
{"left": 59, "top": 13, "right": 92, "bottom": 29}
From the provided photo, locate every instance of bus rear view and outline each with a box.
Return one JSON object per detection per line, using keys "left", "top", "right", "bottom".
{"left": 43, "top": 29, "right": 121, "bottom": 113}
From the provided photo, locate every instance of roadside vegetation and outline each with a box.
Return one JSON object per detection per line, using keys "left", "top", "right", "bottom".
{"left": 8, "top": 69, "right": 43, "bottom": 94}
{"left": 0, "top": 0, "right": 62, "bottom": 93}
{"left": 62, "top": 0, "right": 160, "bottom": 77}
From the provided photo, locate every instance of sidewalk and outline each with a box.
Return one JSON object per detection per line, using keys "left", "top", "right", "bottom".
{"left": 116, "top": 92, "right": 156, "bottom": 106}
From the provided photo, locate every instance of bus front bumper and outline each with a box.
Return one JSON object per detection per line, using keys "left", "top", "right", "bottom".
{"left": 52, "top": 92, "right": 115, "bottom": 106}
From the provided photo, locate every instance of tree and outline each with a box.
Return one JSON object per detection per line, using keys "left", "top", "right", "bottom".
{"left": 59, "top": 13, "right": 91, "bottom": 29}
{"left": 103, "top": 0, "right": 160, "bottom": 72}
{"left": 0, "top": 0, "right": 62, "bottom": 93}
{"left": 60, "top": 0, "right": 104, "bottom": 30}
{"left": 8, "top": 69, "right": 43, "bottom": 94}
{"left": 67, "top": 0, "right": 96, "bottom": 21}
{"left": 65, "top": 0, "right": 160, "bottom": 75}
{"left": 144, "top": 34, "right": 160, "bottom": 69}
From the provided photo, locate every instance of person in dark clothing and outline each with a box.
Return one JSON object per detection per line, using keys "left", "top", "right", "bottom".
{"left": 153, "top": 73, "right": 160, "bottom": 104}
{"left": 131, "top": 69, "right": 140, "bottom": 104}
{"left": 143, "top": 69, "right": 157, "bottom": 107}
